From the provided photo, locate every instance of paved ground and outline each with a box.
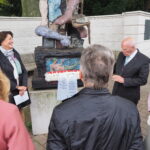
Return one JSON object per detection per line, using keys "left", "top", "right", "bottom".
{"left": 30, "top": 75, "right": 150, "bottom": 150}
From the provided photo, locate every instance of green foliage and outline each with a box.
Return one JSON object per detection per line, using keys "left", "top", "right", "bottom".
{"left": 0, "top": 0, "right": 40, "bottom": 17}
{"left": 0, "top": 0, "right": 10, "bottom": 6}
{"left": 26, "top": 121, "right": 32, "bottom": 133}
{"left": 0, "top": 0, "right": 146, "bottom": 17}
{"left": 21, "top": 0, "right": 40, "bottom": 17}
{"left": 0, "top": 0, "right": 22, "bottom": 16}
{"left": 84, "top": 0, "right": 145, "bottom": 16}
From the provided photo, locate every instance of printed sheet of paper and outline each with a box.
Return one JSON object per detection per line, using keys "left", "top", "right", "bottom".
{"left": 14, "top": 91, "right": 29, "bottom": 105}
{"left": 57, "top": 73, "right": 78, "bottom": 101}
{"left": 68, "top": 74, "right": 78, "bottom": 97}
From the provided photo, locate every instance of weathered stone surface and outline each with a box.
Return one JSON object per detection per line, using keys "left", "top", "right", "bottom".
{"left": 20, "top": 53, "right": 36, "bottom": 72}
{"left": 30, "top": 89, "right": 61, "bottom": 135}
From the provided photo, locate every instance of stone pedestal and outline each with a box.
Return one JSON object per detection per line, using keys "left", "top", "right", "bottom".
{"left": 30, "top": 89, "right": 61, "bottom": 135}
{"left": 32, "top": 46, "right": 83, "bottom": 89}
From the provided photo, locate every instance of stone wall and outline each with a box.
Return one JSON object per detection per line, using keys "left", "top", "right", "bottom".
{"left": 84, "top": 11, "right": 150, "bottom": 57}
{"left": 0, "top": 11, "right": 150, "bottom": 57}
{"left": 0, "top": 17, "right": 42, "bottom": 54}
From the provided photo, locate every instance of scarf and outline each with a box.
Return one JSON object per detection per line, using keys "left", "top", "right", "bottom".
{"left": 0, "top": 46, "right": 22, "bottom": 74}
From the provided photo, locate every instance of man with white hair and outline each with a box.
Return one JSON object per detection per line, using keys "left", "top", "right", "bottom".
{"left": 47, "top": 44, "right": 144, "bottom": 150}
{"left": 112, "top": 37, "right": 150, "bottom": 105}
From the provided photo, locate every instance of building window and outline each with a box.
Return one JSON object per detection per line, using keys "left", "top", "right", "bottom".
{"left": 144, "top": 20, "right": 150, "bottom": 40}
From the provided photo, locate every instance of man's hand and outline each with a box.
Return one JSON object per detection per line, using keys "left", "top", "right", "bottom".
{"left": 112, "top": 75, "right": 124, "bottom": 83}
{"left": 16, "top": 86, "right": 27, "bottom": 96}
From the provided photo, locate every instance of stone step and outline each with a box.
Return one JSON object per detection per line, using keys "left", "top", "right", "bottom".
{"left": 20, "top": 53, "right": 36, "bottom": 72}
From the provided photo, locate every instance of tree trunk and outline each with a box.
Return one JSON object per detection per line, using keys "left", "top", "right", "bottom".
{"left": 21, "top": 0, "right": 40, "bottom": 17}
{"left": 145, "top": 0, "right": 150, "bottom": 11}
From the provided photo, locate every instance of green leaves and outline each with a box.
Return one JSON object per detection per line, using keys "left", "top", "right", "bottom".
{"left": 84, "top": 0, "right": 145, "bottom": 16}
{"left": 0, "top": 0, "right": 10, "bottom": 6}
{"left": 0, "top": 0, "right": 22, "bottom": 16}
{"left": 0, "top": 0, "right": 147, "bottom": 17}
{"left": 21, "top": 0, "right": 40, "bottom": 17}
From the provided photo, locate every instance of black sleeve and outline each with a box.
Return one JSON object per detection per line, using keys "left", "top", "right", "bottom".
{"left": 20, "top": 59, "right": 28, "bottom": 87}
{"left": 113, "top": 52, "right": 122, "bottom": 75}
{"left": 47, "top": 109, "right": 67, "bottom": 150}
{"left": 124, "top": 63, "right": 149, "bottom": 87}
{"left": 129, "top": 113, "right": 144, "bottom": 150}
{"left": 10, "top": 81, "right": 17, "bottom": 91}
{"left": 113, "top": 63, "right": 116, "bottom": 74}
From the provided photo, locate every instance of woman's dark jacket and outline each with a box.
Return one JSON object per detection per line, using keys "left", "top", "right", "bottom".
{"left": 47, "top": 88, "right": 144, "bottom": 150}
{"left": 0, "top": 49, "right": 27, "bottom": 92}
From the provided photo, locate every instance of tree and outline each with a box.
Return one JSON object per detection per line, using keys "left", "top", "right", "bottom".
{"left": 0, "top": 0, "right": 40, "bottom": 16}
{"left": 21, "top": 0, "right": 40, "bottom": 17}
{"left": 0, "top": 0, "right": 148, "bottom": 17}
{"left": 84, "top": 0, "right": 145, "bottom": 16}
{"left": 0, "top": 0, "right": 10, "bottom": 5}
{"left": 9, "top": 0, "right": 22, "bottom": 16}
{"left": 145, "top": 0, "right": 150, "bottom": 11}
{"left": 0, "top": 0, "right": 22, "bottom": 16}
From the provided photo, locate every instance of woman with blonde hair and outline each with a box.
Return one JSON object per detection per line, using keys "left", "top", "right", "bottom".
{"left": 0, "top": 70, "right": 35, "bottom": 150}
{"left": 0, "top": 70, "right": 10, "bottom": 101}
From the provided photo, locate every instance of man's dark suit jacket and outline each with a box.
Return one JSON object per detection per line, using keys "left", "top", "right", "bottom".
{"left": 112, "top": 50, "right": 149, "bottom": 104}
{"left": 0, "top": 49, "right": 27, "bottom": 92}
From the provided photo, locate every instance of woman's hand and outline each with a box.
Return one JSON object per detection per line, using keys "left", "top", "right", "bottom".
{"left": 16, "top": 86, "right": 27, "bottom": 96}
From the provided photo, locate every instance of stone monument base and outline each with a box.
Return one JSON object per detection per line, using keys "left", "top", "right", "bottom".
{"left": 30, "top": 89, "right": 61, "bottom": 135}
{"left": 32, "top": 46, "right": 83, "bottom": 89}
{"left": 32, "top": 69, "right": 83, "bottom": 89}
{"left": 30, "top": 88, "right": 82, "bottom": 135}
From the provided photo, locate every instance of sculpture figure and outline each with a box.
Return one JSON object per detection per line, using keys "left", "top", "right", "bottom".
{"left": 36, "top": 0, "right": 90, "bottom": 48}
{"left": 39, "top": 0, "right": 80, "bottom": 26}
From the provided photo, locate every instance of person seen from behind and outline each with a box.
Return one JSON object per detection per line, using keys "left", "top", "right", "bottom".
{"left": 47, "top": 44, "right": 144, "bottom": 150}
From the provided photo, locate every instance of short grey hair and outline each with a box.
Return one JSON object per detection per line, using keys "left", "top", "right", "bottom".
{"left": 80, "top": 44, "right": 115, "bottom": 89}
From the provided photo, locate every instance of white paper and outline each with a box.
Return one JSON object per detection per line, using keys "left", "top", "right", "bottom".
{"left": 68, "top": 74, "right": 78, "bottom": 97}
{"left": 57, "top": 73, "right": 78, "bottom": 101}
{"left": 57, "top": 74, "right": 68, "bottom": 101}
{"left": 14, "top": 91, "right": 29, "bottom": 105}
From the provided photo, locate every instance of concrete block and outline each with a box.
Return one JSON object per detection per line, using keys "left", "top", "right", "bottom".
{"left": 123, "top": 16, "right": 139, "bottom": 26}
{"left": 14, "top": 36, "right": 41, "bottom": 46}
{"left": 30, "top": 89, "right": 61, "bottom": 135}
{"left": 138, "top": 16, "right": 147, "bottom": 25}
{"left": 123, "top": 25, "right": 145, "bottom": 34}
{"left": 111, "top": 18, "right": 123, "bottom": 26}
{"left": 137, "top": 40, "right": 150, "bottom": 57}
{"left": 20, "top": 53, "right": 36, "bottom": 72}
{"left": 15, "top": 43, "right": 42, "bottom": 54}
{"left": 123, "top": 34, "right": 144, "bottom": 43}
{"left": 112, "top": 42, "right": 122, "bottom": 50}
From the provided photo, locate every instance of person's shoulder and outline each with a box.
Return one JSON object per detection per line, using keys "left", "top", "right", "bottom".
{"left": 138, "top": 51, "right": 150, "bottom": 63}
{"left": 0, "top": 100, "right": 19, "bottom": 115}
{"left": 13, "top": 49, "right": 20, "bottom": 56}
{"left": 13, "top": 48, "right": 18, "bottom": 53}
{"left": 116, "top": 52, "right": 124, "bottom": 61}
{"left": 52, "top": 92, "right": 81, "bottom": 118}
{"left": 111, "top": 95, "right": 138, "bottom": 113}
{"left": 118, "top": 52, "right": 124, "bottom": 57}
{"left": 56, "top": 92, "right": 79, "bottom": 110}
